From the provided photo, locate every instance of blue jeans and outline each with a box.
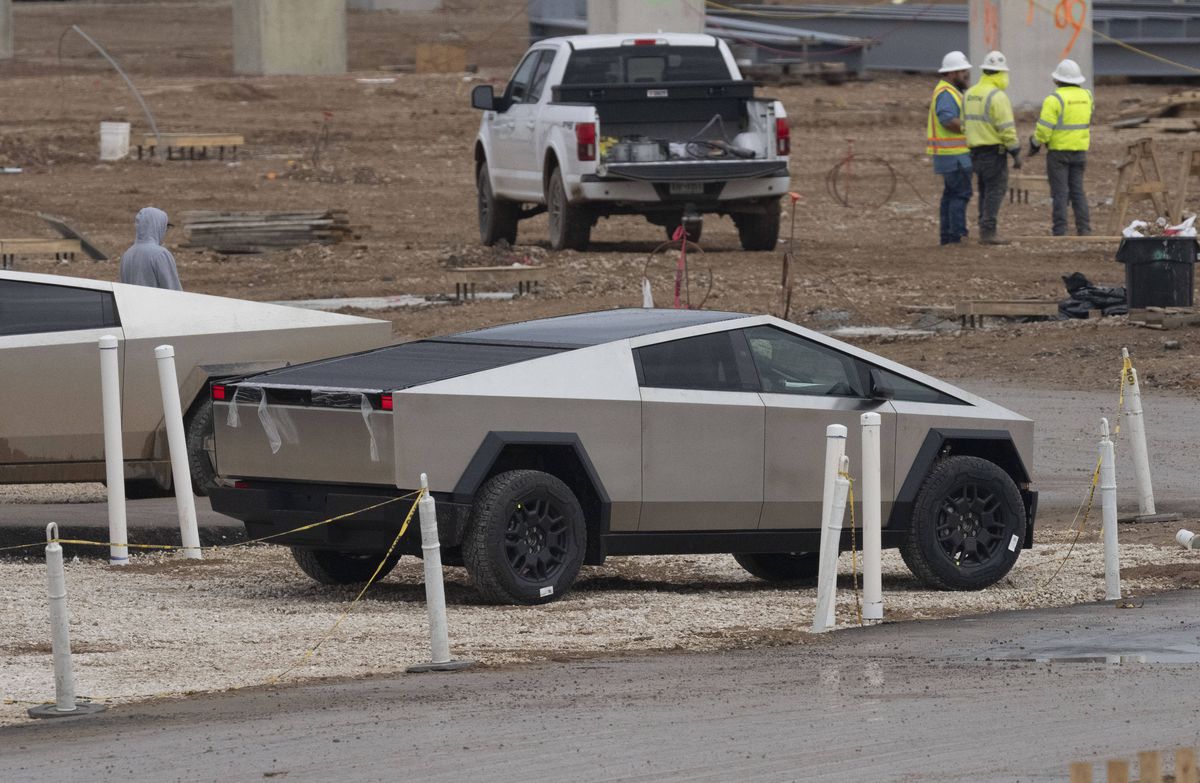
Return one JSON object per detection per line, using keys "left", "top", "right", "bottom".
{"left": 939, "top": 167, "right": 973, "bottom": 244}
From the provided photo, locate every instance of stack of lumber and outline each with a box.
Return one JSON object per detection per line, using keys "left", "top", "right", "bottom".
{"left": 1128, "top": 306, "right": 1200, "bottom": 330}
{"left": 182, "top": 210, "right": 352, "bottom": 254}
{"left": 1112, "top": 90, "right": 1200, "bottom": 133}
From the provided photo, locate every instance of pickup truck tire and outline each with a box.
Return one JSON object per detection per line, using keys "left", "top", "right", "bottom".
{"left": 291, "top": 547, "right": 402, "bottom": 585}
{"left": 733, "top": 552, "right": 819, "bottom": 582}
{"left": 733, "top": 200, "right": 782, "bottom": 251}
{"left": 899, "top": 456, "right": 1026, "bottom": 591}
{"left": 463, "top": 469, "right": 586, "bottom": 605}
{"left": 185, "top": 399, "right": 219, "bottom": 496}
{"left": 546, "top": 168, "right": 591, "bottom": 251}
{"left": 477, "top": 162, "right": 519, "bottom": 246}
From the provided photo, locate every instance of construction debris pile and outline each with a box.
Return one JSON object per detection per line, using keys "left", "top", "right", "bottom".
{"left": 1113, "top": 91, "right": 1200, "bottom": 133}
{"left": 1058, "top": 272, "right": 1126, "bottom": 319}
{"left": 182, "top": 210, "right": 352, "bottom": 254}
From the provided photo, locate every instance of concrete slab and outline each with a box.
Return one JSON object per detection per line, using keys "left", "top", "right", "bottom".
{"left": 348, "top": 0, "right": 441, "bottom": 10}
{"left": 586, "top": 0, "right": 704, "bottom": 35}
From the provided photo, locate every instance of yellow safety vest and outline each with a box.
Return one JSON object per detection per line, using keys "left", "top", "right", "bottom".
{"left": 1034, "top": 85, "right": 1093, "bottom": 151}
{"left": 926, "top": 80, "right": 968, "bottom": 156}
{"left": 964, "top": 73, "right": 1018, "bottom": 150}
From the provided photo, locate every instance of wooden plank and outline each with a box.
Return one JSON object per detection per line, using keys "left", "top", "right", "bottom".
{"left": 0, "top": 239, "right": 83, "bottom": 255}
{"left": 955, "top": 300, "right": 1060, "bottom": 317}
{"left": 1138, "top": 750, "right": 1163, "bottom": 783}
{"left": 1105, "top": 759, "right": 1129, "bottom": 783}
{"left": 141, "top": 133, "right": 245, "bottom": 147}
{"left": 1178, "top": 749, "right": 1199, "bottom": 783}
{"left": 1068, "top": 762, "right": 1092, "bottom": 783}
{"left": 415, "top": 43, "right": 467, "bottom": 74}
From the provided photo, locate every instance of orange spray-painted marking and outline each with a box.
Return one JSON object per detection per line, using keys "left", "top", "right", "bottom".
{"left": 1055, "top": 0, "right": 1087, "bottom": 58}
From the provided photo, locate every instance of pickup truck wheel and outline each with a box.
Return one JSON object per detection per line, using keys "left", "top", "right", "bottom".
{"left": 291, "top": 547, "right": 402, "bottom": 585}
{"left": 734, "top": 552, "right": 819, "bottom": 582}
{"left": 899, "top": 456, "right": 1026, "bottom": 591}
{"left": 733, "top": 200, "right": 781, "bottom": 251}
{"left": 185, "top": 399, "right": 218, "bottom": 496}
{"left": 463, "top": 469, "right": 586, "bottom": 605}
{"left": 477, "top": 162, "right": 519, "bottom": 246}
{"left": 546, "top": 168, "right": 591, "bottom": 251}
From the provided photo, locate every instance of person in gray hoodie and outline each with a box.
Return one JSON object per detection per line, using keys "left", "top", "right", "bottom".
{"left": 119, "top": 207, "right": 182, "bottom": 290}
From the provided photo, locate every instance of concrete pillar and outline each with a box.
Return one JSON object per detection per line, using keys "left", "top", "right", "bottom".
{"left": 348, "top": 0, "right": 441, "bottom": 9}
{"left": 1, "top": 0, "right": 12, "bottom": 61}
{"left": 968, "top": 0, "right": 1093, "bottom": 110}
{"left": 587, "top": 0, "right": 705, "bottom": 35}
{"left": 233, "top": 0, "right": 346, "bottom": 76}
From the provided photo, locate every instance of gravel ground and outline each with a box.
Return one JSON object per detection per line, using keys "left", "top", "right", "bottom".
{"left": 0, "top": 484, "right": 106, "bottom": 504}
{"left": 3, "top": 526, "right": 1197, "bottom": 726}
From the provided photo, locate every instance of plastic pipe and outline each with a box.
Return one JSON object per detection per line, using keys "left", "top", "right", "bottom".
{"left": 417, "top": 474, "right": 451, "bottom": 665}
{"left": 1121, "top": 348, "right": 1156, "bottom": 517}
{"left": 1099, "top": 418, "right": 1121, "bottom": 601}
{"left": 154, "top": 345, "right": 201, "bottom": 559}
{"left": 98, "top": 335, "right": 127, "bottom": 566}
{"left": 43, "top": 524, "right": 76, "bottom": 712}
{"left": 1177, "top": 529, "right": 1197, "bottom": 549}
{"left": 860, "top": 412, "right": 883, "bottom": 624}
{"left": 813, "top": 455, "right": 851, "bottom": 633}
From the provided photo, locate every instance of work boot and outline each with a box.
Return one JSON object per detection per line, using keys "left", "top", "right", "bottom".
{"left": 980, "top": 232, "right": 1011, "bottom": 245}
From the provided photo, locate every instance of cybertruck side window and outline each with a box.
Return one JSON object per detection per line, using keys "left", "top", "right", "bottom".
{"left": 635, "top": 331, "right": 753, "bottom": 392}
{"left": 743, "top": 326, "right": 862, "bottom": 397}
{"left": 0, "top": 280, "right": 119, "bottom": 337}
{"left": 868, "top": 366, "right": 966, "bottom": 405}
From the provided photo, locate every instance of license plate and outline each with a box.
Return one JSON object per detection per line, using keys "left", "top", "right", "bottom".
{"left": 669, "top": 182, "right": 704, "bottom": 195}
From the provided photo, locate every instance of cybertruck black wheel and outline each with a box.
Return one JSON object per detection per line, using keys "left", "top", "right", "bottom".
{"left": 291, "top": 548, "right": 401, "bottom": 585}
{"left": 463, "top": 470, "right": 586, "bottom": 605}
{"left": 900, "top": 456, "right": 1025, "bottom": 591}
{"left": 734, "top": 552, "right": 820, "bottom": 583}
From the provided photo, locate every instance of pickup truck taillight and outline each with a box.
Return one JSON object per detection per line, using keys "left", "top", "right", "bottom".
{"left": 576, "top": 122, "right": 597, "bottom": 161}
{"left": 775, "top": 117, "right": 790, "bottom": 156}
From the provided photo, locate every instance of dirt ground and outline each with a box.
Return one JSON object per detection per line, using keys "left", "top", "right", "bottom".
{"left": 3, "top": 1, "right": 1200, "bottom": 398}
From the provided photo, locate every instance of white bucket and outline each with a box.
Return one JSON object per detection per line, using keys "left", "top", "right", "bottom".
{"left": 99, "top": 121, "right": 131, "bottom": 161}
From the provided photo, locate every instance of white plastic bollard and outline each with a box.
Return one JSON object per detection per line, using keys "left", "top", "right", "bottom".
{"left": 1177, "top": 529, "right": 1198, "bottom": 550}
{"left": 860, "top": 412, "right": 883, "bottom": 624}
{"left": 813, "top": 455, "right": 851, "bottom": 633}
{"left": 1121, "top": 348, "right": 1157, "bottom": 518}
{"left": 1099, "top": 418, "right": 1121, "bottom": 601}
{"left": 154, "top": 345, "right": 201, "bottom": 560}
{"left": 406, "top": 474, "right": 473, "bottom": 673}
{"left": 99, "top": 335, "right": 128, "bottom": 566}
{"left": 27, "top": 524, "right": 105, "bottom": 718}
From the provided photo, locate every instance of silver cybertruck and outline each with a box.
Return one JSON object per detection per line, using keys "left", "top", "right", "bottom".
{"left": 208, "top": 309, "right": 1036, "bottom": 604}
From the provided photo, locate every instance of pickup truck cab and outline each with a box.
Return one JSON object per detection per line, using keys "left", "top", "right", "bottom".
{"left": 471, "top": 34, "right": 791, "bottom": 251}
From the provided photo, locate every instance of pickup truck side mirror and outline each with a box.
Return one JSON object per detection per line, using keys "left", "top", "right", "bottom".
{"left": 471, "top": 84, "right": 496, "bottom": 111}
{"left": 868, "top": 368, "right": 895, "bottom": 401}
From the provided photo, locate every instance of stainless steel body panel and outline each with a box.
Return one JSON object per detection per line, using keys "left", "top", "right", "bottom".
{"left": 639, "top": 387, "right": 764, "bottom": 531}
{"left": 893, "top": 400, "right": 1035, "bottom": 483}
{"left": 759, "top": 395, "right": 898, "bottom": 530}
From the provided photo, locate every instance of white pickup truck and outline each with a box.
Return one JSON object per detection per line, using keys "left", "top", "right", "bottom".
{"left": 471, "top": 33, "right": 791, "bottom": 251}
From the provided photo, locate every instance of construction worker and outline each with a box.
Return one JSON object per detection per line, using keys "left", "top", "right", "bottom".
{"left": 964, "top": 50, "right": 1021, "bottom": 245}
{"left": 928, "top": 51, "right": 973, "bottom": 246}
{"left": 1028, "top": 59, "right": 1093, "bottom": 236}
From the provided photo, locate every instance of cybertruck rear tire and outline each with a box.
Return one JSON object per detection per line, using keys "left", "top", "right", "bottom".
{"left": 463, "top": 470, "right": 586, "bottom": 605}
{"left": 899, "top": 456, "right": 1026, "bottom": 591}
{"left": 734, "top": 552, "right": 820, "bottom": 583}
{"left": 291, "top": 547, "right": 401, "bottom": 585}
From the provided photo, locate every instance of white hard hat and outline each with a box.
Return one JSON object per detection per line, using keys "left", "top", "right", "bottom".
{"left": 981, "top": 50, "right": 1009, "bottom": 72}
{"left": 1052, "top": 58, "right": 1086, "bottom": 84}
{"left": 938, "top": 50, "right": 972, "bottom": 73}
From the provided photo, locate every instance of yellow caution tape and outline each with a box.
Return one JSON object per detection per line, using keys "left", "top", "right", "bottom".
{"left": 0, "top": 491, "right": 419, "bottom": 555}
{"left": 838, "top": 469, "right": 863, "bottom": 628}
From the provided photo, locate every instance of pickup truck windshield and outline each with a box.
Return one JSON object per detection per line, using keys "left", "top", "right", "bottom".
{"left": 561, "top": 46, "right": 731, "bottom": 85}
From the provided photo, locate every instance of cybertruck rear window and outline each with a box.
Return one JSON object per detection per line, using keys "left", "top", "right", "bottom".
{"left": 561, "top": 46, "right": 730, "bottom": 85}
{"left": 0, "top": 280, "right": 119, "bottom": 336}
{"left": 873, "top": 366, "right": 966, "bottom": 405}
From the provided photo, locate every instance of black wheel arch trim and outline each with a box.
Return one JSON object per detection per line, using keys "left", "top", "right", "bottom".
{"left": 889, "top": 428, "right": 1035, "bottom": 546}
{"left": 452, "top": 431, "right": 611, "bottom": 563}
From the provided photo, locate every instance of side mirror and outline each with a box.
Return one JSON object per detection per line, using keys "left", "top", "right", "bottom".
{"left": 868, "top": 368, "right": 895, "bottom": 401}
{"left": 471, "top": 84, "right": 496, "bottom": 111}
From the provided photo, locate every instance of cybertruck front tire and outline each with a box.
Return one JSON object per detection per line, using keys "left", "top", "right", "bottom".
{"left": 899, "top": 456, "right": 1026, "bottom": 591}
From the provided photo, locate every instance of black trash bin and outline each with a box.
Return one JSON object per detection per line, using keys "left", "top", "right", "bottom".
{"left": 1115, "top": 237, "right": 1198, "bottom": 308}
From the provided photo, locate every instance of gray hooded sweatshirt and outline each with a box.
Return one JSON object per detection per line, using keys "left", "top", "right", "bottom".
{"left": 119, "top": 207, "right": 182, "bottom": 291}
